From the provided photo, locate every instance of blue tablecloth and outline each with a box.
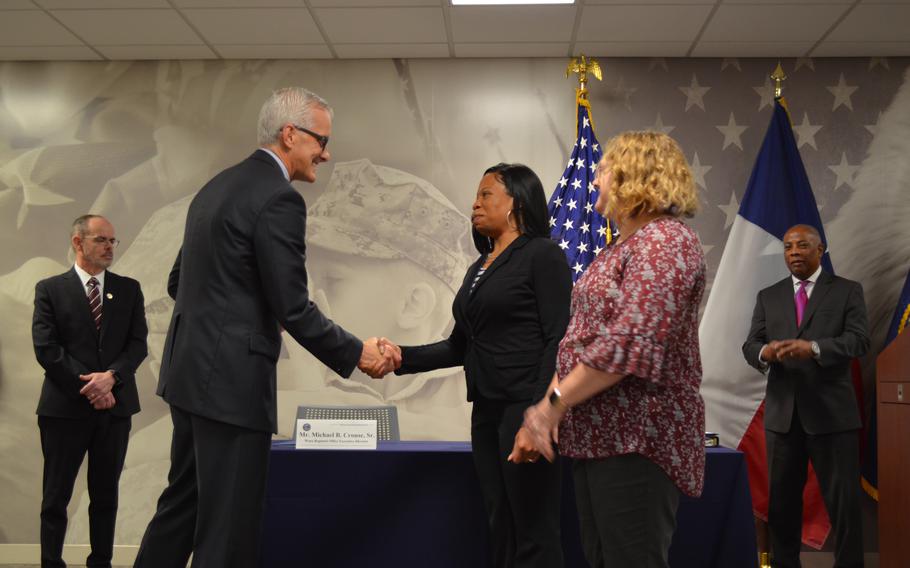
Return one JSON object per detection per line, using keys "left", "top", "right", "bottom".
{"left": 261, "top": 442, "right": 756, "bottom": 568}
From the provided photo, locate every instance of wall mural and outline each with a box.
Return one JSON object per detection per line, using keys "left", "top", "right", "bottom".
{"left": 0, "top": 57, "right": 907, "bottom": 545}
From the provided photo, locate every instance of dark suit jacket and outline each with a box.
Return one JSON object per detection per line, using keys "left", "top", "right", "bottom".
{"left": 159, "top": 150, "right": 362, "bottom": 433}
{"left": 398, "top": 235, "right": 572, "bottom": 403}
{"left": 33, "top": 268, "right": 148, "bottom": 418}
{"left": 742, "top": 271, "right": 869, "bottom": 435}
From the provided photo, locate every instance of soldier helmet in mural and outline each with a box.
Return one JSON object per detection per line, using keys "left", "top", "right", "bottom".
{"left": 307, "top": 159, "right": 473, "bottom": 293}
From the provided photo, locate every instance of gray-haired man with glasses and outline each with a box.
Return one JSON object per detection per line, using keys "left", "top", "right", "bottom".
{"left": 134, "top": 87, "right": 400, "bottom": 568}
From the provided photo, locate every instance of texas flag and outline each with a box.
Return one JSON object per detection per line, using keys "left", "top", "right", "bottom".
{"left": 700, "top": 99, "right": 833, "bottom": 548}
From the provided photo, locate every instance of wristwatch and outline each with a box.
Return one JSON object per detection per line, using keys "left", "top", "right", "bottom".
{"left": 810, "top": 341, "right": 821, "bottom": 359}
{"left": 548, "top": 387, "right": 568, "bottom": 410}
{"left": 108, "top": 369, "right": 122, "bottom": 386}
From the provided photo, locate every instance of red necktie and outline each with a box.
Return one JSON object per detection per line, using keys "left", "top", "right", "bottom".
{"left": 795, "top": 280, "right": 809, "bottom": 326}
{"left": 88, "top": 277, "right": 102, "bottom": 332}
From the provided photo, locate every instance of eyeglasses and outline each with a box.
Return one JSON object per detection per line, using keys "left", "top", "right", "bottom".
{"left": 290, "top": 124, "right": 329, "bottom": 151}
{"left": 85, "top": 235, "right": 120, "bottom": 248}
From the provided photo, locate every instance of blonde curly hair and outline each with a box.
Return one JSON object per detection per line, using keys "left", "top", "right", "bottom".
{"left": 598, "top": 131, "right": 698, "bottom": 219}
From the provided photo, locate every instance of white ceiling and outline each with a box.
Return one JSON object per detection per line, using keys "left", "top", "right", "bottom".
{"left": 0, "top": 0, "right": 907, "bottom": 61}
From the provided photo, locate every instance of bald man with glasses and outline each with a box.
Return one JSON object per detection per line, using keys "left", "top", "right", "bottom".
{"left": 32, "top": 214, "right": 148, "bottom": 568}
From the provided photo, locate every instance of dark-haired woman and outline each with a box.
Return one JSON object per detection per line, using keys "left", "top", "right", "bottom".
{"left": 393, "top": 163, "right": 572, "bottom": 567}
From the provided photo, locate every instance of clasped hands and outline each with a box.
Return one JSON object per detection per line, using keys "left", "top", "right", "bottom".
{"left": 507, "top": 398, "right": 564, "bottom": 465}
{"left": 357, "top": 337, "right": 402, "bottom": 379}
{"left": 763, "top": 339, "right": 813, "bottom": 362}
{"left": 79, "top": 370, "right": 116, "bottom": 410}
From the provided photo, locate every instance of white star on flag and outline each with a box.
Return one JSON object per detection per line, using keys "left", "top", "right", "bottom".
{"left": 753, "top": 77, "right": 775, "bottom": 111}
{"left": 869, "top": 57, "right": 889, "bottom": 71}
{"left": 865, "top": 111, "right": 882, "bottom": 137}
{"left": 828, "top": 152, "right": 859, "bottom": 190}
{"left": 717, "top": 113, "right": 748, "bottom": 151}
{"left": 794, "top": 57, "right": 815, "bottom": 72}
{"left": 690, "top": 152, "right": 712, "bottom": 191}
{"left": 721, "top": 58, "right": 741, "bottom": 72}
{"left": 793, "top": 112, "right": 823, "bottom": 150}
{"left": 827, "top": 73, "right": 858, "bottom": 111}
{"left": 679, "top": 74, "right": 710, "bottom": 112}
{"left": 650, "top": 112, "right": 675, "bottom": 135}
{"left": 718, "top": 190, "right": 740, "bottom": 230}
{"left": 649, "top": 57, "right": 668, "bottom": 72}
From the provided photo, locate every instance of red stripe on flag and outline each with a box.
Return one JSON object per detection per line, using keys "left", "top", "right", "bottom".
{"left": 737, "top": 401, "right": 832, "bottom": 549}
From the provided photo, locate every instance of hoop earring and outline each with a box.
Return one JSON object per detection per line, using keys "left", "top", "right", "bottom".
{"left": 506, "top": 209, "right": 518, "bottom": 231}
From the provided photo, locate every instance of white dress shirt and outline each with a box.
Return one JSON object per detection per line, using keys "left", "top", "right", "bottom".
{"left": 73, "top": 263, "right": 106, "bottom": 306}
{"left": 259, "top": 147, "right": 290, "bottom": 182}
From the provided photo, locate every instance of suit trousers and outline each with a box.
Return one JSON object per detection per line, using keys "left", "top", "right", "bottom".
{"left": 133, "top": 405, "right": 271, "bottom": 568}
{"left": 38, "top": 413, "right": 131, "bottom": 568}
{"left": 471, "top": 397, "right": 563, "bottom": 568}
{"left": 766, "top": 408, "right": 863, "bottom": 568}
{"left": 572, "top": 453, "right": 680, "bottom": 568}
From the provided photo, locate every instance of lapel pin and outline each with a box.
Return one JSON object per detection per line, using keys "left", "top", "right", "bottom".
{"left": 106, "top": 293, "right": 113, "bottom": 300}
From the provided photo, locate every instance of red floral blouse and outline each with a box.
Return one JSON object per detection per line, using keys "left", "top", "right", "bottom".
{"left": 558, "top": 216, "right": 706, "bottom": 497}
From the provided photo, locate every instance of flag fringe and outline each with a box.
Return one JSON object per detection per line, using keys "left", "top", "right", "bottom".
{"left": 861, "top": 476, "right": 879, "bottom": 501}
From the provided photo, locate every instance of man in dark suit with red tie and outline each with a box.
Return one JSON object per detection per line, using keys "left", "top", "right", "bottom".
{"left": 134, "top": 87, "right": 397, "bottom": 568}
{"left": 743, "top": 224, "right": 869, "bottom": 568}
{"left": 32, "top": 214, "right": 148, "bottom": 568}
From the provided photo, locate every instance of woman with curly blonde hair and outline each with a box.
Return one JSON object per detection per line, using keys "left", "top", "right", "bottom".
{"left": 513, "top": 131, "right": 707, "bottom": 568}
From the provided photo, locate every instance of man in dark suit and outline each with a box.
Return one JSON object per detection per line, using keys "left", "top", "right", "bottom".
{"left": 33, "top": 214, "right": 148, "bottom": 568}
{"left": 743, "top": 224, "right": 869, "bottom": 568}
{"left": 134, "top": 87, "right": 397, "bottom": 568}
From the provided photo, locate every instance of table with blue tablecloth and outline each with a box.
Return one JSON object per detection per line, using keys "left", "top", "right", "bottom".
{"left": 261, "top": 441, "right": 756, "bottom": 568}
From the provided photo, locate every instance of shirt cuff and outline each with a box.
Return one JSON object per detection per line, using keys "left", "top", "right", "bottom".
{"left": 757, "top": 346, "right": 770, "bottom": 370}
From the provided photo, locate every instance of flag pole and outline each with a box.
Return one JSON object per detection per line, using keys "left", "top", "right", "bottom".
{"left": 548, "top": 55, "right": 610, "bottom": 277}
{"left": 562, "top": 55, "right": 612, "bottom": 246}
{"left": 565, "top": 55, "right": 603, "bottom": 136}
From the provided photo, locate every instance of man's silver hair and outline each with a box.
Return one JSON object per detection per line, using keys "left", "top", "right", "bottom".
{"left": 257, "top": 87, "right": 333, "bottom": 146}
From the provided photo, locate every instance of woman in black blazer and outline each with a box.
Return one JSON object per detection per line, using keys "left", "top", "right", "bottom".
{"left": 395, "top": 163, "right": 572, "bottom": 568}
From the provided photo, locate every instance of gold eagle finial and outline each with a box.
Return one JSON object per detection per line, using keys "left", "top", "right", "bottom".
{"left": 566, "top": 55, "right": 602, "bottom": 99}
{"left": 771, "top": 62, "right": 787, "bottom": 100}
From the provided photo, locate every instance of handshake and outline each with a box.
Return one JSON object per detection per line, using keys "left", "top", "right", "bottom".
{"left": 357, "top": 337, "right": 402, "bottom": 379}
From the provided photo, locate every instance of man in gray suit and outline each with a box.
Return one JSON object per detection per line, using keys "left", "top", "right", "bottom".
{"left": 743, "top": 224, "right": 869, "bottom": 568}
{"left": 134, "top": 88, "right": 398, "bottom": 568}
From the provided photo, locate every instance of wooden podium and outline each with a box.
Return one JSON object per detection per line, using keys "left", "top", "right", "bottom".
{"left": 877, "top": 329, "right": 910, "bottom": 568}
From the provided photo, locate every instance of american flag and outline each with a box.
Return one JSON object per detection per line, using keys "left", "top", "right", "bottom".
{"left": 547, "top": 97, "right": 614, "bottom": 282}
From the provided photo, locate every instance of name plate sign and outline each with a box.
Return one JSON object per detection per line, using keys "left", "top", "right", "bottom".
{"left": 295, "top": 418, "right": 378, "bottom": 450}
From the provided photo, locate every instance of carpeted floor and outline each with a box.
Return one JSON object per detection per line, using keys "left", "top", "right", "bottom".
{"left": 0, "top": 554, "right": 883, "bottom": 568}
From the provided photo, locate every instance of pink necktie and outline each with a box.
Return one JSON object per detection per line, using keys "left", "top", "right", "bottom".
{"left": 88, "top": 277, "right": 102, "bottom": 332}
{"left": 795, "top": 280, "right": 809, "bottom": 326}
